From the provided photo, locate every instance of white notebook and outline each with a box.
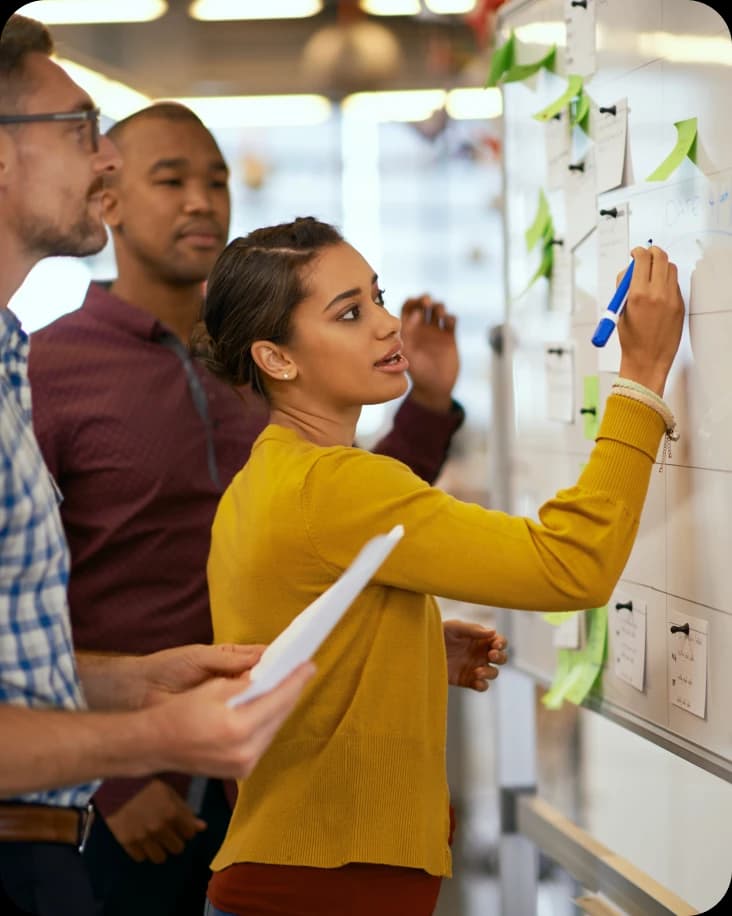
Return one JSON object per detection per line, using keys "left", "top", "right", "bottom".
{"left": 228, "top": 524, "right": 404, "bottom": 706}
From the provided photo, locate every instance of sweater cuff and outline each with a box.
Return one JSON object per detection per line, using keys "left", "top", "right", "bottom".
{"left": 397, "top": 396, "right": 465, "bottom": 438}
{"left": 578, "top": 394, "right": 666, "bottom": 500}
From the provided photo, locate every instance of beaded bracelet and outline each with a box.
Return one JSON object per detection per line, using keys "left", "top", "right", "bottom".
{"left": 610, "top": 380, "right": 679, "bottom": 469}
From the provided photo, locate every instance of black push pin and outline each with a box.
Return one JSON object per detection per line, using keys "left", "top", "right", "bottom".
{"left": 580, "top": 406, "right": 597, "bottom": 415}
{"left": 549, "top": 238, "right": 564, "bottom": 246}
{"left": 670, "top": 623, "right": 690, "bottom": 635}
{"left": 568, "top": 162, "right": 585, "bottom": 172}
{"left": 599, "top": 105, "right": 617, "bottom": 115}
{"left": 615, "top": 601, "right": 633, "bottom": 611}
{"left": 547, "top": 347, "right": 565, "bottom": 355}
{"left": 599, "top": 207, "right": 618, "bottom": 218}
{"left": 571, "top": 0, "right": 588, "bottom": 7}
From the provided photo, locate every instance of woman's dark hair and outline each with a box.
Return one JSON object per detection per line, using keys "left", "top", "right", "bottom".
{"left": 199, "top": 216, "right": 343, "bottom": 397}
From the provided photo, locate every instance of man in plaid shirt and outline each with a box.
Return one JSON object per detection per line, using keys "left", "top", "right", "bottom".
{"left": 0, "top": 15, "right": 314, "bottom": 915}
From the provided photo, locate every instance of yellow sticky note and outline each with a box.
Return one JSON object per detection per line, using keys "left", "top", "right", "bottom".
{"left": 571, "top": 92, "right": 591, "bottom": 132}
{"left": 581, "top": 375, "right": 600, "bottom": 439}
{"left": 542, "top": 607, "right": 608, "bottom": 710}
{"left": 533, "top": 74, "right": 584, "bottom": 121}
{"left": 645, "top": 117, "right": 697, "bottom": 182}
{"left": 525, "top": 189, "right": 552, "bottom": 252}
{"left": 485, "top": 32, "right": 515, "bottom": 88}
{"left": 502, "top": 45, "right": 557, "bottom": 84}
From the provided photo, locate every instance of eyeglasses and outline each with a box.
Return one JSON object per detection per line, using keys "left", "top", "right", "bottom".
{"left": 0, "top": 107, "right": 100, "bottom": 152}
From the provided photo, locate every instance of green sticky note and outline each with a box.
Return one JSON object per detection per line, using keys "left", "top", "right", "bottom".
{"left": 525, "top": 189, "right": 552, "bottom": 252}
{"left": 571, "top": 92, "right": 590, "bottom": 132}
{"left": 533, "top": 74, "right": 584, "bottom": 121}
{"left": 542, "top": 607, "right": 608, "bottom": 709}
{"left": 582, "top": 374, "right": 600, "bottom": 439}
{"left": 645, "top": 117, "right": 698, "bottom": 181}
{"left": 564, "top": 606, "right": 608, "bottom": 704}
{"left": 542, "top": 611, "right": 576, "bottom": 626}
{"left": 514, "top": 242, "right": 554, "bottom": 299}
{"left": 502, "top": 45, "right": 557, "bottom": 84}
{"left": 485, "top": 32, "right": 515, "bottom": 87}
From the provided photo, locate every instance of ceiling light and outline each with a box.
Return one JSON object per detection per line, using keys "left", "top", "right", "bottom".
{"left": 446, "top": 87, "right": 502, "bottom": 119}
{"left": 425, "top": 1, "right": 476, "bottom": 13}
{"left": 342, "top": 89, "right": 446, "bottom": 122}
{"left": 55, "top": 58, "right": 151, "bottom": 120}
{"left": 189, "top": 0, "right": 322, "bottom": 20}
{"left": 171, "top": 94, "right": 333, "bottom": 127}
{"left": 635, "top": 30, "right": 732, "bottom": 64}
{"left": 359, "top": 0, "right": 421, "bottom": 15}
{"left": 17, "top": 0, "right": 167, "bottom": 24}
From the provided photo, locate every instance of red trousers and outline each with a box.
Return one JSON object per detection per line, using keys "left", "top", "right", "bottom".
{"left": 207, "top": 808, "right": 456, "bottom": 916}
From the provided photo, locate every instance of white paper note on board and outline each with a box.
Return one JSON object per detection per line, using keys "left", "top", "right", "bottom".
{"left": 550, "top": 242, "right": 573, "bottom": 312}
{"left": 667, "top": 609, "right": 708, "bottom": 719}
{"left": 546, "top": 112, "right": 571, "bottom": 190}
{"left": 596, "top": 204, "right": 629, "bottom": 372}
{"left": 611, "top": 596, "right": 647, "bottom": 691}
{"left": 594, "top": 99, "right": 629, "bottom": 193}
{"left": 564, "top": 0, "right": 597, "bottom": 78}
{"left": 565, "top": 149, "right": 597, "bottom": 250}
{"left": 545, "top": 343, "right": 575, "bottom": 422}
{"left": 554, "top": 612, "right": 582, "bottom": 649}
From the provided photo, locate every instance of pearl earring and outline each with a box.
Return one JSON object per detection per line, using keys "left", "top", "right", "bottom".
{"left": 283, "top": 372, "right": 289, "bottom": 379}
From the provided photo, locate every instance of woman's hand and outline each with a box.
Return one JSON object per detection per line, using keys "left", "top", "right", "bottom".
{"left": 617, "top": 245, "right": 685, "bottom": 396}
{"left": 443, "top": 619, "right": 508, "bottom": 691}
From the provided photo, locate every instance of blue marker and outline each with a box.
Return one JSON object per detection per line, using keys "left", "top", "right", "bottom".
{"left": 591, "top": 240, "right": 652, "bottom": 348}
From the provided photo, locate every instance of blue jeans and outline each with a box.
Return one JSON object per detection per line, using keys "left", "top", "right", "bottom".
{"left": 204, "top": 902, "right": 234, "bottom": 916}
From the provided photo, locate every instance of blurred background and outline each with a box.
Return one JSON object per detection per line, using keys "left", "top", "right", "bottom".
{"left": 12, "top": 3, "right": 725, "bottom": 915}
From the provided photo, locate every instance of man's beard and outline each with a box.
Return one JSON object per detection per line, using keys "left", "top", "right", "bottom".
{"left": 22, "top": 210, "right": 108, "bottom": 260}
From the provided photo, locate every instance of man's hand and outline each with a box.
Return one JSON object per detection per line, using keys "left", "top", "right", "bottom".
{"left": 106, "top": 779, "right": 206, "bottom": 864}
{"left": 139, "top": 643, "right": 265, "bottom": 708}
{"left": 146, "top": 662, "right": 315, "bottom": 780}
{"left": 400, "top": 294, "right": 459, "bottom": 413}
{"left": 443, "top": 619, "right": 508, "bottom": 691}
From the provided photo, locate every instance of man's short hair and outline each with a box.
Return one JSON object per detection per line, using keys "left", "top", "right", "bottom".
{"left": 0, "top": 15, "right": 54, "bottom": 114}
{"left": 105, "top": 102, "right": 210, "bottom": 148}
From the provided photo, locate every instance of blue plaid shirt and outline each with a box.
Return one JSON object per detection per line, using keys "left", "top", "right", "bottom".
{"left": 1, "top": 308, "right": 98, "bottom": 808}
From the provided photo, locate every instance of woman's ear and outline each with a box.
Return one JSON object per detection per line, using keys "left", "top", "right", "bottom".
{"left": 251, "top": 341, "right": 297, "bottom": 382}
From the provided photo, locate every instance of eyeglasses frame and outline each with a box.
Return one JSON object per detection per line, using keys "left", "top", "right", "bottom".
{"left": 0, "top": 107, "right": 101, "bottom": 152}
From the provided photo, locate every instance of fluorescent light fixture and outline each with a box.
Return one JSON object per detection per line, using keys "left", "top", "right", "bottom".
{"left": 635, "top": 30, "right": 732, "bottom": 65}
{"left": 359, "top": 0, "right": 421, "bottom": 15}
{"left": 56, "top": 58, "right": 151, "bottom": 121}
{"left": 17, "top": 0, "right": 167, "bottom": 24}
{"left": 514, "top": 21, "right": 566, "bottom": 47}
{"left": 343, "top": 89, "right": 446, "bottom": 122}
{"left": 171, "top": 94, "right": 332, "bottom": 127}
{"left": 425, "top": 1, "right": 476, "bottom": 13}
{"left": 189, "top": 0, "right": 322, "bottom": 19}
{"left": 446, "top": 87, "right": 502, "bottom": 119}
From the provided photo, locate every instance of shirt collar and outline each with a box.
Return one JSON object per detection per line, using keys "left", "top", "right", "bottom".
{"left": 0, "top": 307, "right": 28, "bottom": 358}
{"left": 82, "top": 282, "right": 169, "bottom": 342}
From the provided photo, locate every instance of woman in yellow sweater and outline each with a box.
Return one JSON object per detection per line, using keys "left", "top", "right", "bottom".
{"left": 201, "top": 218, "right": 684, "bottom": 916}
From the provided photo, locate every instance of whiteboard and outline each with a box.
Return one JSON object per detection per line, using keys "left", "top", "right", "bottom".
{"left": 496, "top": 0, "right": 732, "bottom": 780}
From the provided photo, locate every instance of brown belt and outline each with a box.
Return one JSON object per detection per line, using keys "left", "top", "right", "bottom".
{"left": 0, "top": 803, "right": 94, "bottom": 851}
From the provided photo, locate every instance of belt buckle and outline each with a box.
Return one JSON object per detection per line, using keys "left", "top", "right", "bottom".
{"left": 77, "top": 802, "right": 95, "bottom": 853}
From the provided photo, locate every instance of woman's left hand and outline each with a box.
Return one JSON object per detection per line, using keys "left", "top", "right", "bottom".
{"left": 443, "top": 619, "right": 508, "bottom": 692}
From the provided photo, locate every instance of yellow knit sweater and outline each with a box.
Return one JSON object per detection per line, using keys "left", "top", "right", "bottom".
{"left": 208, "top": 395, "right": 665, "bottom": 877}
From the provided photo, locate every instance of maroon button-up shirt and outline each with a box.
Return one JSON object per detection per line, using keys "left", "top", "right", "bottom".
{"left": 29, "top": 282, "right": 464, "bottom": 814}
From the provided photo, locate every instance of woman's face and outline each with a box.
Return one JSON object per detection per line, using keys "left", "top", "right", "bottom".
{"left": 283, "top": 241, "right": 409, "bottom": 408}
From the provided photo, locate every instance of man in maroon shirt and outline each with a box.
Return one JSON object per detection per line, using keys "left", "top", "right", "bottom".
{"left": 29, "top": 103, "right": 466, "bottom": 916}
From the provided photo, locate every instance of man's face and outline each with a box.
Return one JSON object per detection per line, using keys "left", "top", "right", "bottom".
{"left": 4, "top": 52, "right": 120, "bottom": 259}
{"left": 103, "top": 117, "right": 231, "bottom": 285}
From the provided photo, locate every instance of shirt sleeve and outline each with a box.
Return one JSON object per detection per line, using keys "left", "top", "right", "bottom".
{"left": 371, "top": 396, "right": 465, "bottom": 484}
{"left": 302, "top": 395, "right": 665, "bottom": 613}
{"left": 28, "top": 334, "right": 64, "bottom": 481}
